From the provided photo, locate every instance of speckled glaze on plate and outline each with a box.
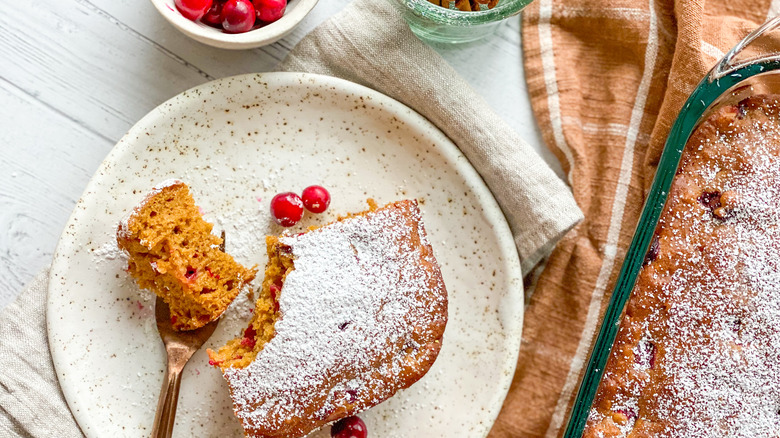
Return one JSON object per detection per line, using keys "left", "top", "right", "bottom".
{"left": 47, "top": 72, "right": 523, "bottom": 438}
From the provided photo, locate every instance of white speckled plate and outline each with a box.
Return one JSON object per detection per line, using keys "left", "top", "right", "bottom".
{"left": 47, "top": 72, "right": 523, "bottom": 438}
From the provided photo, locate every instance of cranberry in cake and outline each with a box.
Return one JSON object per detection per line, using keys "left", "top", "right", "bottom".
{"left": 116, "top": 180, "right": 256, "bottom": 331}
{"left": 583, "top": 96, "right": 780, "bottom": 437}
{"left": 208, "top": 199, "right": 448, "bottom": 438}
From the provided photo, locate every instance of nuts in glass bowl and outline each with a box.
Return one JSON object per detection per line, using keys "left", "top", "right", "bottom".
{"left": 427, "top": 0, "right": 498, "bottom": 11}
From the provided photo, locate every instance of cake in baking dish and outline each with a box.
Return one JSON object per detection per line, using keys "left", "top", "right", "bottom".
{"left": 207, "top": 199, "right": 448, "bottom": 438}
{"left": 583, "top": 95, "right": 780, "bottom": 437}
{"left": 116, "top": 180, "right": 256, "bottom": 331}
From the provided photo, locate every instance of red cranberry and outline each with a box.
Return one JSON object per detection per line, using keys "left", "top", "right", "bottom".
{"left": 731, "top": 316, "right": 742, "bottom": 333}
{"left": 643, "top": 234, "right": 660, "bottom": 266}
{"left": 204, "top": 266, "right": 221, "bottom": 279}
{"left": 201, "top": 0, "right": 225, "bottom": 27}
{"left": 615, "top": 407, "right": 638, "bottom": 422}
{"left": 270, "top": 192, "right": 304, "bottom": 227}
{"left": 301, "top": 185, "right": 330, "bottom": 213}
{"left": 634, "top": 340, "right": 656, "bottom": 369}
{"left": 269, "top": 284, "right": 280, "bottom": 300}
{"left": 698, "top": 190, "right": 722, "bottom": 211}
{"left": 243, "top": 324, "right": 257, "bottom": 339}
{"left": 175, "top": 0, "right": 213, "bottom": 21}
{"left": 222, "top": 0, "right": 256, "bottom": 33}
{"left": 254, "top": 0, "right": 286, "bottom": 22}
{"left": 737, "top": 98, "right": 750, "bottom": 118}
{"left": 331, "top": 416, "right": 367, "bottom": 438}
{"left": 269, "top": 283, "right": 281, "bottom": 312}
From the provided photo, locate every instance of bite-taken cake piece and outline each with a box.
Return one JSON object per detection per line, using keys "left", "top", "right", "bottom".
{"left": 116, "top": 180, "right": 256, "bottom": 331}
{"left": 583, "top": 95, "right": 780, "bottom": 437}
{"left": 208, "top": 199, "right": 448, "bottom": 438}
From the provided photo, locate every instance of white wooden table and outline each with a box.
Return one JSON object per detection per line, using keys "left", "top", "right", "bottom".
{"left": 0, "top": 0, "right": 557, "bottom": 310}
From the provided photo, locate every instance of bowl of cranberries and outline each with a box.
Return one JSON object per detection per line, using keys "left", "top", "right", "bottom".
{"left": 149, "top": 0, "right": 318, "bottom": 49}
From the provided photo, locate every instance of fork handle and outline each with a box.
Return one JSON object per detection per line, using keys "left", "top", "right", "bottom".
{"left": 151, "top": 362, "right": 183, "bottom": 438}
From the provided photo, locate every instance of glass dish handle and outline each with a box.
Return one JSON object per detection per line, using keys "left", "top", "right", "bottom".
{"left": 711, "top": 15, "right": 780, "bottom": 81}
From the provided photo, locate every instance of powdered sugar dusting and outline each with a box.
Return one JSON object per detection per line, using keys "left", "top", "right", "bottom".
{"left": 586, "top": 97, "right": 780, "bottom": 437}
{"left": 92, "top": 240, "right": 128, "bottom": 264}
{"left": 207, "top": 207, "right": 273, "bottom": 268}
{"left": 223, "top": 201, "right": 447, "bottom": 435}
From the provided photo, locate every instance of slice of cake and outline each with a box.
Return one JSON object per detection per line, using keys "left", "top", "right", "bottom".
{"left": 116, "top": 180, "right": 256, "bottom": 331}
{"left": 207, "top": 199, "right": 448, "bottom": 438}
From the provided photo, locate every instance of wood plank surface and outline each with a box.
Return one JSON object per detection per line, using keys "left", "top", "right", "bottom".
{"left": 0, "top": 0, "right": 551, "bottom": 309}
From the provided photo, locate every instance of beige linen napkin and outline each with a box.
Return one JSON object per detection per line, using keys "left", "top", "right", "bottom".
{"left": 0, "top": 270, "right": 83, "bottom": 437}
{"left": 0, "top": 0, "right": 581, "bottom": 436}
{"left": 278, "top": 1, "right": 582, "bottom": 274}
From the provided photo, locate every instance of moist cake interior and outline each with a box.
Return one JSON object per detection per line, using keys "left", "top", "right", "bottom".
{"left": 209, "top": 236, "right": 290, "bottom": 369}
{"left": 117, "top": 180, "right": 256, "bottom": 331}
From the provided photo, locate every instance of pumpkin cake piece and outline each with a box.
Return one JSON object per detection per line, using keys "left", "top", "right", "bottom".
{"left": 116, "top": 180, "right": 256, "bottom": 331}
{"left": 208, "top": 199, "right": 448, "bottom": 438}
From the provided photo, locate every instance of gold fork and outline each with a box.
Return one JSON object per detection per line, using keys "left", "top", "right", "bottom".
{"left": 150, "top": 231, "right": 225, "bottom": 438}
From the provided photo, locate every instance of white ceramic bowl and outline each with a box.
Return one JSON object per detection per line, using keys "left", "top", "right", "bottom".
{"left": 149, "top": 0, "right": 319, "bottom": 49}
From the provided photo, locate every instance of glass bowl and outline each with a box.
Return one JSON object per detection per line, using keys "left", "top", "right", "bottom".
{"left": 388, "top": 0, "right": 533, "bottom": 44}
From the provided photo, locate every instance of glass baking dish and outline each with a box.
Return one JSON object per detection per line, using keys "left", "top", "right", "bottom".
{"left": 563, "top": 15, "right": 780, "bottom": 438}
